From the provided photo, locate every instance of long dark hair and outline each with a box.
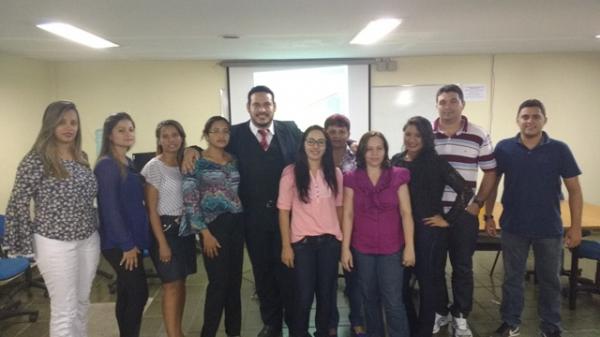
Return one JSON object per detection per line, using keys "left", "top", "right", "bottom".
{"left": 294, "top": 125, "right": 338, "bottom": 203}
{"left": 356, "top": 131, "right": 391, "bottom": 169}
{"left": 403, "top": 116, "right": 436, "bottom": 159}
{"left": 155, "top": 119, "right": 187, "bottom": 166}
{"left": 96, "top": 112, "right": 135, "bottom": 175}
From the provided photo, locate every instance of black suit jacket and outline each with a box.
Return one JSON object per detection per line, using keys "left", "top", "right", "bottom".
{"left": 226, "top": 120, "right": 302, "bottom": 166}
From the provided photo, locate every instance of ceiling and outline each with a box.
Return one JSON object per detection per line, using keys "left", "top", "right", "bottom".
{"left": 1, "top": 0, "right": 599, "bottom": 61}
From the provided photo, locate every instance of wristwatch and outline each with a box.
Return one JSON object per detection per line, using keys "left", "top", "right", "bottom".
{"left": 483, "top": 214, "right": 494, "bottom": 221}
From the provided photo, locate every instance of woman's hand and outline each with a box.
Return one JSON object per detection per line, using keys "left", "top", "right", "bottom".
{"left": 423, "top": 215, "right": 449, "bottom": 228}
{"left": 281, "top": 245, "right": 294, "bottom": 268}
{"left": 402, "top": 245, "right": 415, "bottom": 267}
{"left": 158, "top": 243, "right": 172, "bottom": 263}
{"left": 341, "top": 247, "right": 354, "bottom": 271}
{"left": 201, "top": 230, "right": 221, "bottom": 259}
{"left": 120, "top": 246, "right": 141, "bottom": 271}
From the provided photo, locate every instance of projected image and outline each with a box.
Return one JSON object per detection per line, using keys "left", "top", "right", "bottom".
{"left": 253, "top": 66, "right": 349, "bottom": 131}
{"left": 228, "top": 63, "right": 369, "bottom": 137}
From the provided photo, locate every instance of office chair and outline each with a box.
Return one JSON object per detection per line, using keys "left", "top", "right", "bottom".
{"left": 0, "top": 215, "right": 39, "bottom": 322}
{"left": 567, "top": 237, "right": 600, "bottom": 309}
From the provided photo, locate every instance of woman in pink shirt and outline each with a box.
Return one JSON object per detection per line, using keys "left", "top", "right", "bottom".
{"left": 341, "top": 131, "right": 415, "bottom": 337}
{"left": 278, "top": 125, "right": 343, "bottom": 337}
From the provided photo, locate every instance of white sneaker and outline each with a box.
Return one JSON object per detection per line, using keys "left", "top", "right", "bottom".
{"left": 432, "top": 313, "right": 451, "bottom": 334}
{"left": 450, "top": 314, "right": 472, "bottom": 337}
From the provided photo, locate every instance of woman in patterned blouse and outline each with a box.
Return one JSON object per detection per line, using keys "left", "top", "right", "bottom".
{"left": 5, "top": 101, "right": 100, "bottom": 337}
{"left": 95, "top": 112, "right": 150, "bottom": 337}
{"left": 181, "top": 116, "right": 243, "bottom": 337}
{"left": 141, "top": 120, "right": 197, "bottom": 337}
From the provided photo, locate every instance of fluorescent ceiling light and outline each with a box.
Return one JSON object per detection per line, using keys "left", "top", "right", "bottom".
{"left": 350, "top": 18, "right": 401, "bottom": 45}
{"left": 596, "top": 34, "right": 600, "bottom": 39}
{"left": 36, "top": 22, "right": 118, "bottom": 49}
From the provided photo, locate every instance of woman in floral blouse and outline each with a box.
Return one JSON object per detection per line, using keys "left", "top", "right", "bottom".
{"left": 5, "top": 101, "right": 100, "bottom": 337}
{"left": 181, "top": 116, "right": 243, "bottom": 337}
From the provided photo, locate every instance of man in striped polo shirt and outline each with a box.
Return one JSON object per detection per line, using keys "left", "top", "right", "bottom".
{"left": 431, "top": 84, "right": 497, "bottom": 337}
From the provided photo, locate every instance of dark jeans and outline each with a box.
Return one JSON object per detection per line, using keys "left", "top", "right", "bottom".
{"left": 245, "top": 213, "right": 295, "bottom": 331}
{"left": 436, "top": 211, "right": 479, "bottom": 317}
{"left": 500, "top": 230, "right": 562, "bottom": 334}
{"left": 292, "top": 235, "right": 341, "bottom": 337}
{"left": 404, "top": 222, "right": 448, "bottom": 337}
{"left": 201, "top": 213, "right": 244, "bottom": 337}
{"left": 103, "top": 248, "right": 149, "bottom": 337}
{"left": 355, "top": 249, "right": 408, "bottom": 337}
{"left": 329, "top": 255, "right": 365, "bottom": 330}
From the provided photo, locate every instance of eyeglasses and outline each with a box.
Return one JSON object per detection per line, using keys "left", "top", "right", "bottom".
{"left": 208, "top": 129, "right": 230, "bottom": 135}
{"left": 305, "top": 138, "right": 326, "bottom": 147}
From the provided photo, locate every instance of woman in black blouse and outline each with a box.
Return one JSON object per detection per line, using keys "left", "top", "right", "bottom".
{"left": 391, "top": 116, "right": 473, "bottom": 337}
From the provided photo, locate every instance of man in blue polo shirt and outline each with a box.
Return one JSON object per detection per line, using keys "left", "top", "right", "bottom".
{"left": 485, "top": 99, "right": 583, "bottom": 337}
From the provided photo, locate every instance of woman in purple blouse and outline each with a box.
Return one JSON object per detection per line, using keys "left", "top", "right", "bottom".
{"left": 341, "top": 131, "right": 415, "bottom": 337}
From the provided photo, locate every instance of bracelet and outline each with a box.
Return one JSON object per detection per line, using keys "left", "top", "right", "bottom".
{"left": 483, "top": 214, "right": 494, "bottom": 221}
{"left": 473, "top": 197, "right": 485, "bottom": 208}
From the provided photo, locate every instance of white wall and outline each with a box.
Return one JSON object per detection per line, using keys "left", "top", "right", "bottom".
{"left": 0, "top": 53, "right": 55, "bottom": 209}
{"left": 54, "top": 60, "right": 226, "bottom": 161}
{"left": 1, "top": 52, "right": 598, "bottom": 211}
{"left": 371, "top": 53, "right": 600, "bottom": 204}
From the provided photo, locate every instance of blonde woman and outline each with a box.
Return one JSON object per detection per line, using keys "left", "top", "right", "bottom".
{"left": 5, "top": 101, "right": 100, "bottom": 337}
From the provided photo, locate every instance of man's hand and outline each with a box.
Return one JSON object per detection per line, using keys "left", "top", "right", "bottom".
{"left": 181, "top": 148, "right": 201, "bottom": 174}
{"left": 465, "top": 202, "right": 480, "bottom": 216}
{"left": 564, "top": 227, "right": 582, "bottom": 248}
{"left": 485, "top": 218, "right": 497, "bottom": 237}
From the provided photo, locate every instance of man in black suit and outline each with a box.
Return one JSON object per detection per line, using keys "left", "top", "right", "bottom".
{"left": 229, "top": 85, "right": 301, "bottom": 337}
{"left": 185, "top": 85, "right": 302, "bottom": 337}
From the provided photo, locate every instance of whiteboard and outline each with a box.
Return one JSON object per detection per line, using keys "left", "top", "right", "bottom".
{"left": 371, "top": 85, "right": 441, "bottom": 155}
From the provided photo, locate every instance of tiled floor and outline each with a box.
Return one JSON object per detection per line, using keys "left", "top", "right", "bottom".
{"left": 1, "top": 233, "right": 599, "bottom": 337}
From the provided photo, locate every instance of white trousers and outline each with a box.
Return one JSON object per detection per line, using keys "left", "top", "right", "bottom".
{"left": 34, "top": 232, "right": 100, "bottom": 337}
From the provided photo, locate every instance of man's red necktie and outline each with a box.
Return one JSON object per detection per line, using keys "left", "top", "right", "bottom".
{"left": 258, "top": 129, "right": 269, "bottom": 151}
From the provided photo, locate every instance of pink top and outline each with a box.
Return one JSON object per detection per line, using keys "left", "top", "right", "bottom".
{"left": 277, "top": 165, "right": 343, "bottom": 243}
{"left": 344, "top": 167, "right": 410, "bottom": 255}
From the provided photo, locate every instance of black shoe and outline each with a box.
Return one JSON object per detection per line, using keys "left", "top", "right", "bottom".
{"left": 495, "top": 322, "right": 520, "bottom": 336}
{"left": 540, "top": 331, "right": 561, "bottom": 337}
{"left": 257, "top": 325, "right": 282, "bottom": 337}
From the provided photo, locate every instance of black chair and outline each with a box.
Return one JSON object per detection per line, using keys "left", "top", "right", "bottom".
{"left": 475, "top": 232, "right": 502, "bottom": 277}
{"left": 567, "top": 238, "right": 600, "bottom": 309}
{"left": 0, "top": 215, "right": 39, "bottom": 322}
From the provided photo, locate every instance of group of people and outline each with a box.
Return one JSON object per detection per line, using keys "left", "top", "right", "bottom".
{"left": 3, "top": 83, "right": 583, "bottom": 337}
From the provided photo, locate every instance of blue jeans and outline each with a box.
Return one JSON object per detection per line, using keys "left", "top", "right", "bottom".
{"left": 328, "top": 251, "right": 365, "bottom": 330}
{"left": 355, "top": 249, "right": 408, "bottom": 337}
{"left": 292, "top": 234, "right": 341, "bottom": 337}
{"left": 500, "top": 230, "right": 562, "bottom": 334}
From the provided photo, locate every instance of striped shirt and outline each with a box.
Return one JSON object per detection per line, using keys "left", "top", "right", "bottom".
{"left": 141, "top": 157, "right": 183, "bottom": 216}
{"left": 433, "top": 116, "right": 496, "bottom": 211}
